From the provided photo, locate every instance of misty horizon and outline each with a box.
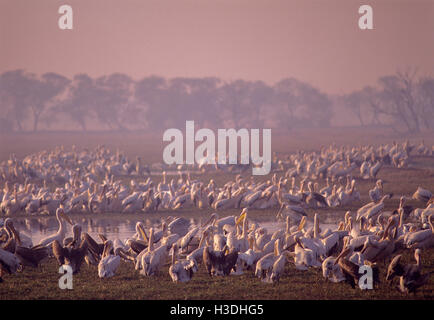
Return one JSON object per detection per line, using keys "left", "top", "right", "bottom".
{"left": 2, "top": 0, "right": 434, "bottom": 95}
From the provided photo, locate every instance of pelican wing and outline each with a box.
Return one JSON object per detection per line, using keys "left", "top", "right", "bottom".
{"left": 15, "top": 246, "right": 48, "bottom": 268}
{"left": 52, "top": 240, "right": 69, "bottom": 266}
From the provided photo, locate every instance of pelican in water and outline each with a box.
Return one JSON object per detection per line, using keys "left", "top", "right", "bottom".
{"left": 168, "top": 243, "right": 198, "bottom": 282}
{"left": 38, "top": 208, "right": 74, "bottom": 247}
{"left": 98, "top": 240, "right": 120, "bottom": 278}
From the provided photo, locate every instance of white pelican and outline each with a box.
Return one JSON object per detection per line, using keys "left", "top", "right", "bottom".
{"left": 357, "top": 194, "right": 392, "bottom": 222}
{"left": 179, "top": 227, "right": 199, "bottom": 253}
{"left": 98, "top": 240, "right": 120, "bottom": 278}
{"left": 269, "top": 250, "right": 292, "bottom": 283}
{"left": 369, "top": 180, "right": 383, "bottom": 203}
{"left": 203, "top": 210, "right": 247, "bottom": 234}
{"left": 140, "top": 228, "right": 168, "bottom": 276}
{"left": 405, "top": 214, "right": 433, "bottom": 249}
{"left": 38, "top": 208, "right": 73, "bottom": 247}
{"left": 168, "top": 243, "right": 198, "bottom": 283}
{"left": 322, "top": 256, "right": 345, "bottom": 283}
{"left": 412, "top": 187, "right": 432, "bottom": 204}
{"left": 255, "top": 239, "right": 282, "bottom": 282}
{"left": 293, "top": 237, "right": 321, "bottom": 270}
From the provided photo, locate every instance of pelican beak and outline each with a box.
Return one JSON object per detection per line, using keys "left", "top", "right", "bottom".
{"left": 137, "top": 224, "right": 149, "bottom": 243}
{"left": 61, "top": 211, "right": 74, "bottom": 225}
{"left": 297, "top": 216, "right": 306, "bottom": 231}
{"left": 236, "top": 210, "right": 247, "bottom": 226}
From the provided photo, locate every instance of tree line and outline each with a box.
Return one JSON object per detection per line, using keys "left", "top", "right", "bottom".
{"left": 0, "top": 69, "right": 432, "bottom": 133}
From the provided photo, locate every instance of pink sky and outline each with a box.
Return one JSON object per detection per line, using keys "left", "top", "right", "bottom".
{"left": 1, "top": 0, "right": 433, "bottom": 94}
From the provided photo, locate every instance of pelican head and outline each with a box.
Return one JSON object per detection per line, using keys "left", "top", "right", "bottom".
{"left": 135, "top": 222, "right": 148, "bottom": 242}
{"left": 102, "top": 240, "right": 114, "bottom": 258}
{"left": 298, "top": 216, "right": 306, "bottom": 231}
{"left": 56, "top": 208, "right": 73, "bottom": 226}
{"left": 236, "top": 208, "right": 248, "bottom": 226}
{"left": 4, "top": 218, "right": 21, "bottom": 245}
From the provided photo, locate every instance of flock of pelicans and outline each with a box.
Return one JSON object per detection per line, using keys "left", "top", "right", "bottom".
{"left": 0, "top": 140, "right": 433, "bottom": 297}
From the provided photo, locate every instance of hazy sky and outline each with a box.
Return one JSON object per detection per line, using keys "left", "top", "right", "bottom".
{"left": 1, "top": 0, "right": 433, "bottom": 94}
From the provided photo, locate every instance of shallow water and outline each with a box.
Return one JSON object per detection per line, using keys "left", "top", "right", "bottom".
{"left": 4, "top": 214, "right": 339, "bottom": 246}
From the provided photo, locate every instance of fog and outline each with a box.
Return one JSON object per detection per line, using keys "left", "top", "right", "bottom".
{"left": 0, "top": 69, "right": 433, "bottom": 134}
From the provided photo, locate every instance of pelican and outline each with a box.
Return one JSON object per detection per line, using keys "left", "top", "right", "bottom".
{"left": 386, "top": 249, "right": 431, "bottom": 295}
{"left": 333, "top": 245, "right": 363, "bottom": 289}
{"left": 357, "top": 194, "right": 392, "bottom": 222}
{"left": 38, "top": 208, "right": 73, "bottom": 247}
{"left": 369, "top": 180, "right": 383, "bottom": 203}
{"left": 202, "top": 210, "right": 247, "bottom": 234}
{"left": 168, "top": 243, "right": 198, "bottom": 283}
{"left": 167, "top": 217, "right": 190, "bottom": 237}
{"left": 98, "top": 240, "right": 121, "bottom": 278}
{"left": 293, "top": 237, "right": 321, "bottom": 270}
{"left": 405, "top": 214, "right": 433, "bottom": 249}
{"left": 322, "top": 256, "right": 346, "bottom": 283}
{"left": 52, "top": 225, "right": 88, "bottom": 274}
{"left": 269, "top": 250, "right": 292, "bottom": 283}
{"left": 412, "top": 187, "right": 432, "bottom": 204}
{"left": 203, "top": 245, "right": 225, "bottom": 276}
{"left": 255, "top": 239, "right": 282, "bottom": 282}
{"left": 140, "top": 228, "right": 168, "bottom": 276}
{"left": 179, "top": 227, "right": 199, "bottom": 253}
{"left": 2, "top": 219, "right": 48, "bottom": 268}
{"left": 0, "top": 248, "right": 21, "bottom": 282}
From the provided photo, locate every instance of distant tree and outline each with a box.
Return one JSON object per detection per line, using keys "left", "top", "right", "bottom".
{"left": 135, "top": 76, "right": 170, "bottom": 130}
{"left": 94, "top": 73, "right": 133, "bottom": 130}
{"left": 56, "top": 74, "right": 97, "bottom": 131}
{"left": 218, "top": 80, "right": 252, "bottom": 128}
{"left": 30, "top": 72, "right": 70, "bottom": 131}
{"left": 273, "top": 78, "right": 332, "bottom": 129}
{"left": 416, "top": 77, "right": 434, "bottom": 130}
{"left": 344, "top": 90, "right": 366, "bottom": 126}
{"left": 272, "top": 79, "right": 298, "bottom": 130}
{"left": 0, "top": 70, "right": 33, "bottom": 131}
{"left": 168, "top": 77, "right": 221, "bottom": 128}
{"left": 373, "top": 70, "right": 421, "bottom": 133}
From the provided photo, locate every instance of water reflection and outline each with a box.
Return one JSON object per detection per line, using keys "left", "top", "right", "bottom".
{"left": 7, "top": 213, "right": 339, "bottom": 246}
